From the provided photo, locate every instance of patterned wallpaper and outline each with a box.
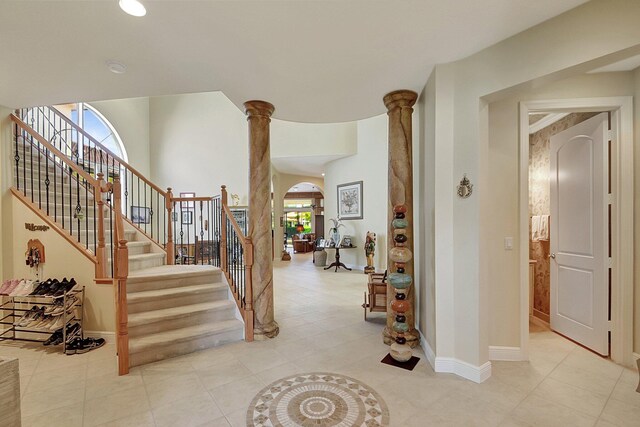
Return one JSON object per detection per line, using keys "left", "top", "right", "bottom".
{"left": 528, "top": 112, "right": 598, "bottom": 317}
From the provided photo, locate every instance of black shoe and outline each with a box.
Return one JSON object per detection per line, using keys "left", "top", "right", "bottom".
{"left": 65, "top": 337, "right": 82, "bottom": 355}
{"left": 53, "top": 278, "right": 77, "bottom": 297}
{"left": 29, "top": 279, "right": 51, "bottom": 296}
{"left": 73, "top": 337, "right": 106, "bottom": 354}
{"left": 43, "top": 329, "right": 62, "bottom": 346}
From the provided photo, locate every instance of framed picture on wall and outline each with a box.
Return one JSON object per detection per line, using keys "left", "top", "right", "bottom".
{"left": 131, "top": 206, "right": 151, "bottom": 224}
{"left": 182, "top": 210, "right": 193, "bottom": 225}
{"left": 337, "top": 181, "right": 363, "bottom": 220}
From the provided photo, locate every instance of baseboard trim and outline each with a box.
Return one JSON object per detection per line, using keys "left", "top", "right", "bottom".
{"left": 434, "top": 357, "right": 492, "bottom": 383}
{"left": 489, "top": 346, "right": 525, "bottom": 361}
{"left": 418, "top": 329, "right": 435, "bottom": 370}
{"left": 533, "top": 308, "right": 550, "bottom": 323}
{"left": 85, "top": 331, "right": 115, "bottom": 343}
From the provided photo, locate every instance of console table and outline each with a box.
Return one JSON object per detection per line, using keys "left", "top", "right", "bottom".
{"left": 324, "top": 246, "right": 357, "bottom": 272}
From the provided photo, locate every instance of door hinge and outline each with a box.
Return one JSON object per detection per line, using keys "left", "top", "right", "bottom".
{"left": 608, "top": 129, "right": 616, "bottom": 142}
{"left": 608, "top": 257, "right": 613, "bottom": 268}
{"left": 608, "top": 320, "right": 612, "bottom": 331}
{"left": 608, "top": 193, "right": 614, "bottom": 205}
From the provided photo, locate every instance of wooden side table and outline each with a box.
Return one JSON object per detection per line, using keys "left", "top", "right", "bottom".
{"left": 323, "top": 246, "right": 357, "bottom": 272}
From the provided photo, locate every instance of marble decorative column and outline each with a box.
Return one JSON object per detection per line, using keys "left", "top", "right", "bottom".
{"left": 383, "top": 90, "right": 419, "bottom": 348}
{"left": 244, "top": 100, "right": 279, "bottom": 339}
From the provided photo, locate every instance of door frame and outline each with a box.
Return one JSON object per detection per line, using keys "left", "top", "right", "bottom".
{"left": 518, "top": 97, "right": 634, "bottom": 367}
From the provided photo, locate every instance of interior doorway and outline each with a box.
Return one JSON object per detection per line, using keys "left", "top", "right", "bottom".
{"left": 528, "top": 112, "right": 609, "bottom": 355}
{"left": 519, "top": 97, "right": 634, "bottom": 367}
{"left": 282, "top": 182, "right": 324, "bottom": 257}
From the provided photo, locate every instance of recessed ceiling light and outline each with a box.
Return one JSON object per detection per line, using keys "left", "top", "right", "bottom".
{"left": 106, "top": 60, "right": 126, "bottom": 74}
{"left": 321, "top": 173, "right": 325, "bottom": 176}
{"left": 119, "top": 0, "right": 146, "bottom": 17}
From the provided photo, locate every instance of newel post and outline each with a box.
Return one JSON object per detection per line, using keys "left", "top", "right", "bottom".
{"left": 220, "top": 185, "right": 228, "bottom": 272}
{"left": 94, "top": 173, "right": 107, "bottom": 279}
{"left": 166, "top": 187, "right": 174, "bottom": 265}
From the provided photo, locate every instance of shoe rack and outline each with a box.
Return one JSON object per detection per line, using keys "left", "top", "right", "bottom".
{"left": 0, "top": 286, "right": 85, "bottom": 353}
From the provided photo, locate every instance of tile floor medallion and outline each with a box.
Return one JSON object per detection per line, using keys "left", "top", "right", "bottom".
{"left": 246, "top": 372, "right": 390, "bottom": 426}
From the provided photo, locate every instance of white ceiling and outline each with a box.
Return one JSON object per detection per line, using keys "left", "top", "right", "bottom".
{"left": 287, "top": 182, "right": 322, "bottom": 193}
{"left": 0, "top": 0, "right": 588, "bottom": 123}
{"left": 272, "top": 154, "right": 348, "bottom": 177}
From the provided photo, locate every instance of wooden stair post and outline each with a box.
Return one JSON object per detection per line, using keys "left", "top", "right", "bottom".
{"left": 166, "top": 187, "right": 175, "bottom": 265}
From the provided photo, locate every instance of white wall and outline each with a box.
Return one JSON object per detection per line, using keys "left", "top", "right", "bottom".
{"left": 418, "top": 73, "right": 437, "bottom": 353}
{"left": 324, "top": 114, "right": 388, "bottom": 271}
{"left": 91, "top": 97, "right": 151, "bottom": 176}
{"left": 425, "top": 0, "right": 640, "bottom": 372}
{"left": 149, "top": 92, "right": 249, "bottom": 202}
{"left": 8, "top": 197, "right": 114, "bottom": 332}
{"left": 634, "top": 66, "right": 640, "bottom": 355}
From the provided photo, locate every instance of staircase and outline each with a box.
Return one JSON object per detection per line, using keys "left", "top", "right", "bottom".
{"left": 11, "top": 106, "right": 251, "bottom": 373}
{"left": 126, "top": 266, "right": 243, "bottom": 367}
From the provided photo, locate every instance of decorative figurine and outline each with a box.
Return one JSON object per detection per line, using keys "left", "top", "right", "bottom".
{"left": 328, "top": 217, "right": 344, "bottom": 247}
{"left": 364, "top": 231, "right": 376, "bottom": 274}
{"left": 389, "top": 205, "right": 413, "bottom": 362}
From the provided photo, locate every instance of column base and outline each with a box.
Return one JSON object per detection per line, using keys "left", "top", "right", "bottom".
{"left": 253, "top": 320, "right": 280, "bottom": 340}
{"left": 383, "top": 326, "right": 420, "bottom": 348}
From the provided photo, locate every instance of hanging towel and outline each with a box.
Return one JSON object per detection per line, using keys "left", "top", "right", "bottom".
{"left": 531, "top": 215, "right": 541, "bottom": 242}
{"left": 539, "top": 215, "right": 549, "bottom": 241}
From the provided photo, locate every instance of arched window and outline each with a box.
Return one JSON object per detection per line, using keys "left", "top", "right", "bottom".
{"left": 70, "top": 103, "right": 128, "bottom": 162}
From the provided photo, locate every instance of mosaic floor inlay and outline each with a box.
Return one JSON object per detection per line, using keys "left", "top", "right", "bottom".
{"left": 247, "top": 372, "right": 390, "bottom": 427}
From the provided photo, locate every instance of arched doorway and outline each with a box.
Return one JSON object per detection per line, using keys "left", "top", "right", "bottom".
{"left": 283, "top": 182, "right": 324, "bottom": 254}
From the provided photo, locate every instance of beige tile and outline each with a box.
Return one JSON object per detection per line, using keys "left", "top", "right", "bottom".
{"left": 255, "top": 361, "right": 305, "bottom": 386}
{"left": 562, "top": 348, "right": 624, "bottom": 381}
{"left": 21, "top": 401, "right": 84, "bottom": 427}
{"left": 549, "top": 362, "right": 619, "bottom": 396}
{"left": 20, "top": 382, "right": 85, "bottom": 418}
{"left": 224, "top": 408, "right": 248, "bottom": 427}
{"left": 145, "top": 372, "right": 207, "bottom": 409}
{"left": 599, "top": 397, "right": 640, "bottom": 426}
{"left": 197, "top": 359, "right": 254, "bottom": 391}
{"left": 83, "top": 385, "right": 150, "bottom": 426}
{"left": 376, "top": 373, "right": 463, "bottom": 411}
{"left": 510, "top": 394, "right": 597, "bottom": 427}
{"left": 209, "top": 376, "right": 264, "bottom": 415}
{"left": 197, "top": 417, "right": 231, "bottom": 427}
{"left": 24, "top": 363, "right": 87, "bottom": 394}
{"left": 531, "top": 377, "right": 609, "bottom": 417}
{"left": 96, "top": 411, "right": 156, "bottom": 427}
{"left": 85, "top": 370, "right": 145, "bottom": 400}
{"left": 236, "top": 347, "right": 287, "bottom": 374}
{"left": 152, "top": 392, "right": 222, "bottom": 427}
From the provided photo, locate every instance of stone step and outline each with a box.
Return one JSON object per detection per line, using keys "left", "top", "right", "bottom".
{"left": 128, "top": 319, "right": 244, "bottom": 368}
{"left": 127, "top": 265, "right": 222, "bottom": 293}
{"left": 128, "top": 253, "right": 165, "bottom": 271}
{"left": 127, "top": 282, "right": 228, "bottom": 314}
{"left": 128, "top": 300, "right": 236, "bottom": 337}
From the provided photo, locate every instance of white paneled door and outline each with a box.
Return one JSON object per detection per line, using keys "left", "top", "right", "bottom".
{"left": 550, "top": 113, "right": 609, "bottom": 356}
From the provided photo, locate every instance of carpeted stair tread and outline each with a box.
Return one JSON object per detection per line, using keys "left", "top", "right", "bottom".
{"left": 128, "top": 265, "right": 220, "bottom": 282}
{"left": 128, "top": 300, "right": 236, "bottom": 326}
{"left": 127, "top": 282, "right": 227, "bottom": 303}
{"left": 129, "top": 319, "right": 243, "bottom": 353}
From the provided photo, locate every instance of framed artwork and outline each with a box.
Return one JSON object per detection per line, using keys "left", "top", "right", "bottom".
{"left": 337, "top": 181, "right": 363, "bottom": 220}
{"left": 180, "top": 192, "right": 196, "bottom": 208}
{"left": 182, "top": 210, "right": 193, "bottom": 225}
{"left": 131, "top": 206, "right": 151, "bottom": 224}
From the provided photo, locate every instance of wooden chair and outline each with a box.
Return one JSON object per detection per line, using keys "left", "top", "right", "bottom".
{"left": 363, "top": 270, "right": 387, "bottom": 320}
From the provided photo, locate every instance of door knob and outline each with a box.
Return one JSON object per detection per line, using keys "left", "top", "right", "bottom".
{"left": 550, "top": 253, "right": 556, "bottom": 259}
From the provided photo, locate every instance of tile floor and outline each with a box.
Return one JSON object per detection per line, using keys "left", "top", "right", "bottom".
{"left": 1, "top": 252, "right": 638, "bottom": 426}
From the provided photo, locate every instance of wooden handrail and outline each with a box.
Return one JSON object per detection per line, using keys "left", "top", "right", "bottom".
{"left": 111, "top": 178, "right": 130, "bottom": 375}
{"left": 48, "top": 107, "right": 167, "bottom": 197}
{"left": 220, "top": 185, "right": 254, "bottom": 341}
{"left": 223, "top": 203, "right": 250, "bottom": 243}
{"left": 172, "top": 196, "right": 216, "bottom": 202}
{"left": 11, "top": 114, "right": 99, "bottom": 188}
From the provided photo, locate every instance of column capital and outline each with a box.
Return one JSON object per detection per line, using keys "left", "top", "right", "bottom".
{"left": 244, "top": 100, "right": 275, "bottom": 119}
{"left": 383, "top": 90, "right": 418, "bottom": 111}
